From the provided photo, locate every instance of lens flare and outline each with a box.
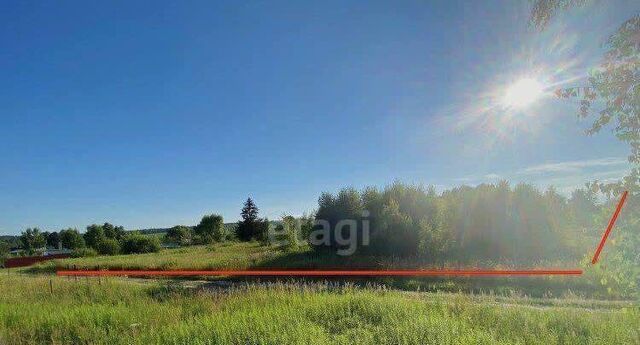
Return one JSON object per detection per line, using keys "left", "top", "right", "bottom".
{"left": 502, "top": 78, "right": 544, "bottom": 109}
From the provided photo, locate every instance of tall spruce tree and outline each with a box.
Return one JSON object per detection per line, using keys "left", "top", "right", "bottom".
{"left": 236, "top": 198, "right": 260, "bottom": 241}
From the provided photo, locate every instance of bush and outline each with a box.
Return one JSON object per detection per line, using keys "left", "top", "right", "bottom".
{"left": 71, "top": 248, "right": 98, "bottom": 258}
{"left": 276, "top": 215, "right": 299, "bottom": 250}
{"left": 121, "top": 234, "right": 161, "bottom": 254}
{"left": 97, "top": 238, "right": 120, "bottom": 255}
{"left": 164, "top": 225, "right": 192, "bottom": 246}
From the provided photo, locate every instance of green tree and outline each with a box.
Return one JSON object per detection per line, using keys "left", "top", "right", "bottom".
{"left": 19, "top": 228, "right": 46, "bottom": 253}
{"left": 164, "top": 225, "right": 192, "bottom": 246}
{"left": 236, "top": 198, "right": 261, "bottom": 241}
{"left": 0, "top": 240, "right": 9, "bottom": 257}
{"left": 531, "top": 0, "right": 640, "bottom": 297}
{"left": 103, "top": 223, "right": 126, "bottom": 241}
{"left": 314, "top": 188, "right": 364, "bottom": 252}
{"left": 531, "top": 2, "right": 640, "bottom": 193}
{"left": 195, "top": 214, "right": 225, "bottom": 243}
{"left": 299, "top": 213, "right": 315, "bottom": 244}
{"left": 46, "top": 231, "right": 60, "bottom": 248}
{"left": 97, "top": 238, "right": 120, "bottom": 255}
{"left": 59, "top": 228, "right": 85, "bottom": 249}
{"left": 374, "top": 199, "right": 416, "bottom": 256}
{"left": 311, "top": 182, "right": 579, "bottom": 262}
{"left": 121, "top": 233, "right": 161, "bottom": 254}
{"left": 84, "top": 224, "right": 106, "bottom": 250}
{"left": 41, "top": 231, "right": 50, "bottom": 246}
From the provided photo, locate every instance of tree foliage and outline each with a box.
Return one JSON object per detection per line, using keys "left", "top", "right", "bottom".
{"left": 97, "top": 238, "right": 120, "bottom": 255}
{"left": 103, "top": 223, "right": 126, "bottom": 241}
{"left": 84, "top": 223, "right": 128, "bottom": 251}
{"left": 531, "top": 2, "right": 640, "bottom": 193}
{"left": 555, "top": 16, "right": 640, "bottom": 167}
{"left": 530, "top": 0, "right": 640, "bottom": 297}
{"left": 84, "top": 225, "right": 106, "bottom": 250}
{"left": 59, "top": 228, "right": 85, "bottom": 249}
{"left": 529, "top": 0, "right": 587, "bottom": 29}
{"left": 275, "top": 215, "right": 299, "bottom": 250}
{"left": 46, "top": 231, "right": 60, "bottom": 248}
{"left": 0, "top": 240, "right": 9, "bottom": 257}
{"left": 195, "top": 215, "right": 226, "bottom": 243}
{"left": 19, "top": 228, "right": 46, "bottom": 253}
{"left": 165, "top": 225, "right": 192, "bottom": 246}
{"left": 313, "top": 182, "right": 597, "bottom": 263}
{"left": 236, "top": 198, "right": 267, "bottom": 241}
{"left": 121, "top": 233, "right": 161, "bottom": 254}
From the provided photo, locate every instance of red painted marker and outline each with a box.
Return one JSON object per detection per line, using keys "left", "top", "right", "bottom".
{"left": 591, "top": 191, "right": 628, "bottom": 264}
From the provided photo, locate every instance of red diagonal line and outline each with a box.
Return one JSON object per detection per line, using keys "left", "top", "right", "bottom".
{"left": 591, "top": 191, "right": 628, "bottom": 264}
{"left": 56, "top": 269, "right": 583, "bottom": 277}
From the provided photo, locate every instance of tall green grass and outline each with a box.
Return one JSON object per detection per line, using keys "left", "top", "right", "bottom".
{"left": 29, "top": 242, "right": 289, "bottom": 272}
{"left": 24, "top": 242, "right": 627, "bottom": 299}
{"left": 0, "top": 274, "right": 637, "bottom": 344}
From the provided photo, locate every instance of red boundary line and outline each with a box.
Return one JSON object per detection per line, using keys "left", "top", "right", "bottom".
{"left": 56, "top": 269, "right": 583, "bottom": 277}
{"left": 591, "top": 190, "right": 629, "bottom": 264}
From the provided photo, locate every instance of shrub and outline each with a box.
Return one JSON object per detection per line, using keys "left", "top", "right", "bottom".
{"left": 71, "top": 247, "right": 98, "bottom": 258}
{"left": 280, "top": 215, "right": 299, "bottom": 250}
{"left": 121, "top": 234, "right": 161, "bottom": 254}
{"left": 255, "top": 218, "right": 270, "bottom": 244}
{"left": 97, "top": 238, "right": 120, "bottom": 255}
{"left": 164, "top": 225, "right": 192, "bottom": 246}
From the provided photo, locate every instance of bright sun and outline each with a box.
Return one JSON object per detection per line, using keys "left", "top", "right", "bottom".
{"left": 502, "top": 77, "right": 544, "bottom": 109}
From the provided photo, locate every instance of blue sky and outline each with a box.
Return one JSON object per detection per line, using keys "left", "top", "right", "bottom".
{"left": 1, "top": 0, "right": 638, "bottom": 234}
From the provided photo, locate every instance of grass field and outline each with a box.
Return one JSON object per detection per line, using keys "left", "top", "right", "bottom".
{"left": 4, "top": 242, "right": 637, "bottom": 344}
{"left": 22, "top": 242, "right": 623, "bottom": 299}
{"left": 0, "top": 274, "right": 638, "bottom": 345}
{"left": 30, "top": 242, "right": 287, "bottom": 272}
{"left": 28, "top": 242, "right": 587, "bottom": 272}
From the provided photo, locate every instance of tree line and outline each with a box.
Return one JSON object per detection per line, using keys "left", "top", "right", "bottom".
{"left": 164, "top": 198, "right": 271, "bottom": 246}
{"left": 4, "top": 197, "right": 274, "bottom": 259}
{"left": 14, "top": 223, "right": 161, "bottom": 257}
{"left": 311, "top": 181, "right": 612, "bottom": 264}
{"left": 4, "top": 184, "right": 633, "bottom": 273}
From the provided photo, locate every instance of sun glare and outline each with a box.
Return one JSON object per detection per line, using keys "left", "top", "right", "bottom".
{"left": 502, "top": 77, "right": 544, "bottom": 109}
